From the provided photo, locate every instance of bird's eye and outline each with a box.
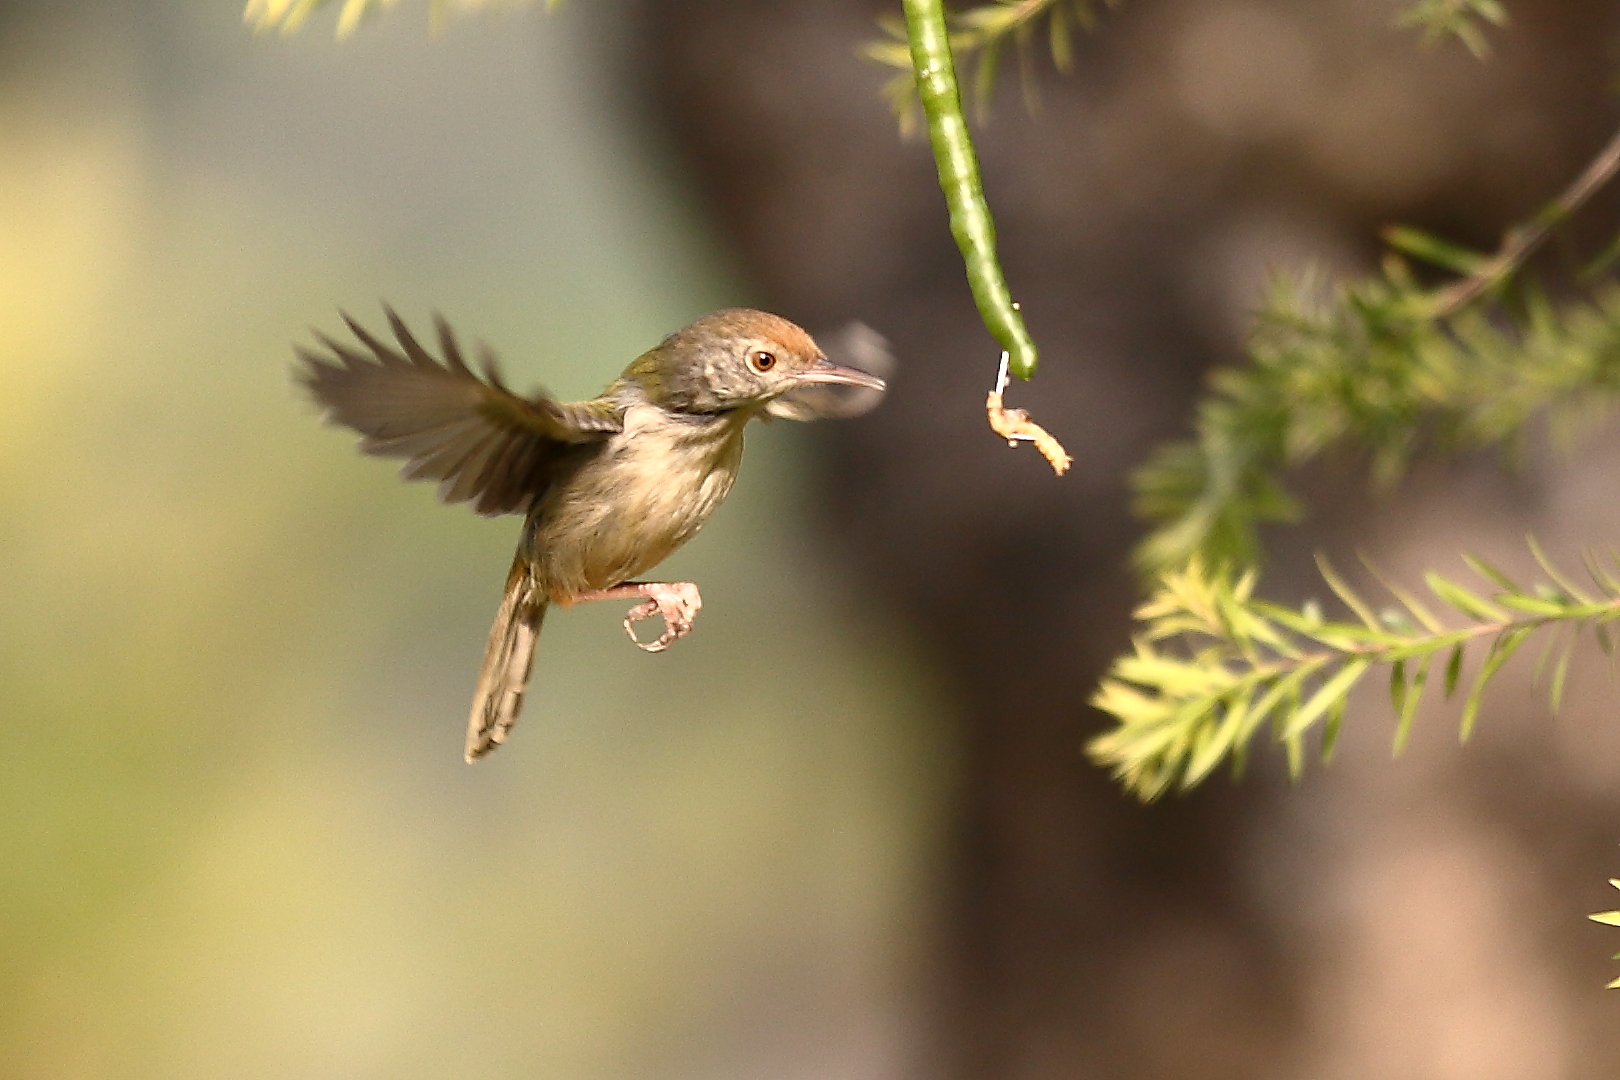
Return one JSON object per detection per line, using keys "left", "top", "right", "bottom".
{"left": 748, "top": 350, "right": 777, "bottom": 374}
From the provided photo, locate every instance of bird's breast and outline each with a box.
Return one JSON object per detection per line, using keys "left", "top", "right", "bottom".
{"left": 526, "top": 404, "right": 748, "bottom": 597}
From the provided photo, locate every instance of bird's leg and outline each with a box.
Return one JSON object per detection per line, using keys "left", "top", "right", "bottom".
{"left": 568, "top": 581, "right": 703, "bottom": 653}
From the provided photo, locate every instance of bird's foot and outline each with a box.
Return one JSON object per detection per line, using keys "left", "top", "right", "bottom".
{"left": 568, "top": 581, "right": 704, "bottom": 652}
{"left": 621, "top": 582, "right": 702, "bottom": 653}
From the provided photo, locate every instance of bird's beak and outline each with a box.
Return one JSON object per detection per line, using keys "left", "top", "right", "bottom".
{"left": 794, "top": 358, "right": 886, "bottom": 392}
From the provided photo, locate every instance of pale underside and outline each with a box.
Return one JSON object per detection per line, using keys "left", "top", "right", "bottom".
{"left": 525, "top": 402, "right": 750, "bottom": 601}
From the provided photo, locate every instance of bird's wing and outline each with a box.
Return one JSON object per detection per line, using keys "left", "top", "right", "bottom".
{"left": 298, "top": 308, "right": 622, "bottom": 516}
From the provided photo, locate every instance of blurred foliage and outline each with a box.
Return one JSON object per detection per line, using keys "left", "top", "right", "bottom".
{"left": 863, "top": 0, "right": 1505, "bottom": 128}
{"left": 243, "top": 0, "right": 543, "bottom": 38}
{"left": 1396, "top": 0, "right": 1510, "bottom": 58}
{"left": 245, "top": 0, "right": 399, "bottom": 37}
{"left": 1091, "top": 106, "right": 1620, "bottom": 824}
{"left": 1133, "top": 120, "right": 1620, "bottom": 577}
{"left": 1590, "top": 880, "right": 1620, "bottom": 988}
{"left": 1130, "top": 265, "right": 1620, "bottom": 575}
{"left": 864, "top": 0, "right": 1113, "bottom": 128}
{"left": 1090, "top": 545, "right": 1620, "bottom": 800}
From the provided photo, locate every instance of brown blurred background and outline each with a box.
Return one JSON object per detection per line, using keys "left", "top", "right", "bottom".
{"left": 5, "top": 0, "right": 1620, "bottom": 1077}
{"left": 635, "top": 0, "right": 1620, "bottom": 1076}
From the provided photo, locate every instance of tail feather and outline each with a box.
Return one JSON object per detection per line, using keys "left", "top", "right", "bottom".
{"left": 465, "top": 558, "right": 547, "bottom": 762}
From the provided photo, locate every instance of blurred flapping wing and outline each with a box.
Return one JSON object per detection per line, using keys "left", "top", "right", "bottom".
{"left": 766, "top": 321, "right": 893, "bottom": 422}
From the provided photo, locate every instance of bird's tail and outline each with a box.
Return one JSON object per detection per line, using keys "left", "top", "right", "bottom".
{"left": 465, "top": 557, "right": 548, "bottom": 762}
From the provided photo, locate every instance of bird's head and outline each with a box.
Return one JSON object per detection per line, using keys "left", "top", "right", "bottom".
{"left": 627, "top": 308, "right": 885, "bottom": 415}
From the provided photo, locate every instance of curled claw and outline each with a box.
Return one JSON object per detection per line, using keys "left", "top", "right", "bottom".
{"left": 623, "top": 600, "right": 672, "bottom": 652}
{"left": 619, "top": 582, "right": 702, "bottom": 652}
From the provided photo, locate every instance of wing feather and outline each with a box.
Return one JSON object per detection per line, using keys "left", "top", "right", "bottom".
{"left": 298, "top": 307, "right": 621, "bottom": 516}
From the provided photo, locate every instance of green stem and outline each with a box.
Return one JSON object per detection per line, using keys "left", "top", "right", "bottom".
{"left": 902, "top": 0, "right": 1040, "bottom": 378}
{"left": 1428, "top": 121, "right": 1620, "bottom": 317}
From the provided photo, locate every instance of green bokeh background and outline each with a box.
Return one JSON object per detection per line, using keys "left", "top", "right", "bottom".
{"left": 0, "top": 4, "right": 949, "bottom": 1076}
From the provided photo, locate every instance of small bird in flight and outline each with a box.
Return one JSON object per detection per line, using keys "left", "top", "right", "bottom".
{"left": 299, "top": 307, "right": 886, "bottom": 761}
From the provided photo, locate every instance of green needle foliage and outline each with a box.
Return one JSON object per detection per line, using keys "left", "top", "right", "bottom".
{"left": 1131, "top": 264, "right": 1620, "bottom": 576}
{"left": 1589, "top": 880, "right": 1620, "bottom": 989}
{"left": 1396, "top": 0, "right": 1510, "bottom": 58}
{"left": 863, "top": 0, "right": 1497, "bottom": 126}
{"left": 865, "top": 0, "right": 1113, "bottom": 125}
{"left": 1089, "top": 543, "right": 1620, "bottom": 801}
{"left": 1129, "top": 15, "right": 1620, "bottom": 582}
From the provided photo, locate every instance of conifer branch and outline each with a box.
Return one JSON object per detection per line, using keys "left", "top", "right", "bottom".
{"left": 1133, "top": 121, "right": 1620, "bottom": 577}
{"left": 1089, "top": 545, "right": 1620, "bottom": 801}
{"left": 1426, "top": 123, "right": 1620, "bottom": 317}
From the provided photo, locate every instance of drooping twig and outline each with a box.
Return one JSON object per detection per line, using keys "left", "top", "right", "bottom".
{"left": 1428, "top": 122, "right": 1620, "bottom": 317}
{"left": 901, "top": 0, "right": 1041, "bottom": 381}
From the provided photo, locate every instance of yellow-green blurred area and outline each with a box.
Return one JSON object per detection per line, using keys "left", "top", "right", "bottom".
{"left": 0, "top": 3, "right": 948, "bottom": 1076}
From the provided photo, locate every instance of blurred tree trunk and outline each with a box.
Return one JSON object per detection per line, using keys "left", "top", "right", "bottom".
{"left": 627, "top": 0, "right": 1620, "bottom": 1075}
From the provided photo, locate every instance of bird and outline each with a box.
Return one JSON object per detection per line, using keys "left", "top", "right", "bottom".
{"left": 297, "top": 307, "right": 886, "bottom": 761}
